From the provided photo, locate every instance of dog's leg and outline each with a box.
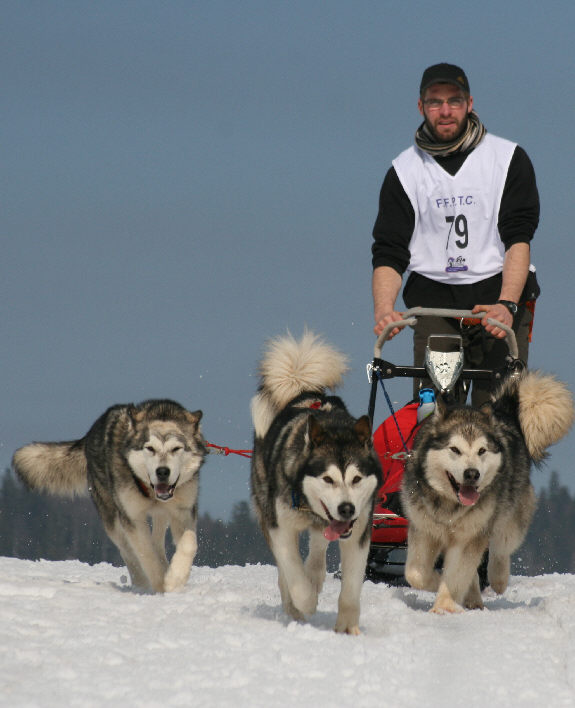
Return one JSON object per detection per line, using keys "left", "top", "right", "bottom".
{"left": 304, "top": 528, "right": 329, "bottom": 595}
{"left": 163, "top": 512, "right": 197, "bottom": 593}
{"left": 106, "top": 522, "right": 152, "bottom": 592}
{"left": 118, "top": 520, "right": 168, "bottom": 593}
{"left": 404, "top": 525, "right": 442, "bottom": 592}
{"left": 335, "top": 528, "right": 370, "bottom": 635}
{"left": 488, "top": 487, "right": 535, "bottom": 595}
{"left": 269, "top": 523, "right": 318, "bottom": 618}
{"left": 487, "top": 551, "right": 510, "bottom": 596}
{"left": 463, "top": 573, "right": 484, "bottom": 610}
{"left": 151, "top": 511, "right": 170, "bottom": 573}
{"left": 277, "top": 567, "right": 305, "bottom": 622}
{"left": 432, "top": 537, "right": 487, "bottom": 614}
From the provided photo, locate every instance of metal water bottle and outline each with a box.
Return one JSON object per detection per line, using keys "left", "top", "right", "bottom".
{"left": 417, "top": 388, "right": 436, "bottom": 423}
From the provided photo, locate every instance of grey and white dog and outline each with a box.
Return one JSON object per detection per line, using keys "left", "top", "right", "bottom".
{"left": 250, "top": 331, "right": 381, "bottom": 634}
{"left": 401, "top": 371, "right": 574, "bottom": 613}
{"left": 13, "top": 399, "right": 206, "bottom": 593}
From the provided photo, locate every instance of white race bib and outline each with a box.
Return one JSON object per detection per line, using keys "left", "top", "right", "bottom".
{"left": 393, "top": 134, "right": 516, "bottom": 284}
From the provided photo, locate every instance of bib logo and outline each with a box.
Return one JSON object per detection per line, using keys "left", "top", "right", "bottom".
{"left": 445, "top": 256, "right": 468, "bottom": 273}
{"left": 435, "top": 195, "right": 474, "bottom": 208}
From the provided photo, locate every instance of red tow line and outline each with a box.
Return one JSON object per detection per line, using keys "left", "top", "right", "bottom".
{"left": 205, "top": 401, "right": 322, "bottom": 461}
{"left": 205, "top": 442, "right": 252, "bottom": 459}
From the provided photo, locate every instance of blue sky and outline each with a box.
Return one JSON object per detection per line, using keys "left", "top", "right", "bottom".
{"left": 3, "top": 1, "right": 575, "bottom": 519}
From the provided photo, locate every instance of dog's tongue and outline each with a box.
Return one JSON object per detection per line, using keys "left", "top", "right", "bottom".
{"left": 458, "top": 485, "right": 480, "bottom": 506}
{"left": 324, "top": 520, "right": 351, "bottom": 541}
{"left": 154, "top": 483, "right": 174, "bottom": 501}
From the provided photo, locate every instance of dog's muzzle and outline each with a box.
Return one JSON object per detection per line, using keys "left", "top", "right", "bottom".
{"left": 321, "top": 501, "right": 356, "bottom": 541}
{"left": 153, "top": 467, "right": 176, "bottom": 501}
{"left": 446, "top": 469, "right": 480, "bottom": 506}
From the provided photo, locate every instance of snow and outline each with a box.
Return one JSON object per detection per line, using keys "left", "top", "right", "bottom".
{"left": 1, "top": 557, "right": 575, "bottom": 707}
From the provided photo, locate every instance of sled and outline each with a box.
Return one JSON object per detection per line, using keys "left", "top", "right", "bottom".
{"left": 365, "top": 307, "right": 523, "bottom": 584}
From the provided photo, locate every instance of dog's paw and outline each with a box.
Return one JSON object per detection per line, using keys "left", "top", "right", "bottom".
{"left": 335, "top": 624, "right": 361, "bottom": 637}
{"left": 290, "top": 583, "right": 318, "bottom": 616}
{"left": 283, "top": 599, "right": 305, "bottom": 622}
{"left": 405, "top": 566, "right": 440, "bottom": 592}
{"left": 335, "top": 622, "right": 361, "bottom": 636}
{"left": 431, "top": 596, "right": 464, "bottom": 614}
{"left": 163, "top": 561, "right": 192, "bottom": 592}
{"left": 163, "top": 530, "right": 196, "bottom": 592}
{"left": 487, "top": 556, "right": 510, "bottom": 595}
{"left": 488, "top": 579, "right": 508, "bottom": 596}
{"left": 163, "top": 573, "right": 186, "bottom": 593}
{"left": 464, "top": 596, "right": 484, "bottom": 610}
{"left": 463, "top": 578, "right": 484, "bottom": 610}
{"left": 487, "top": 565, "right": 509, "bottom": 595}
{"left": 334, "top": 603, "right": 361, "bottom": 634}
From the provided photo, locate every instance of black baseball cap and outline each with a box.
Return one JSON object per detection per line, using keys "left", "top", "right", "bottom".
{"left": 420, "top": 63, "right": 470, "bottom": 95}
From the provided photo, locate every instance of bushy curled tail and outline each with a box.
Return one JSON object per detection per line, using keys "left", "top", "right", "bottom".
{"left": 517, "top": 371, "right": 574, "bottom": 462}
{"left": 12, "top": 440, "right": 89, "bottom": 497}
{"left": 251, "top": 330, "right": 349, "bottom": 437}
{"left": 495, "top": 370, "right": 574, "bottom": 463}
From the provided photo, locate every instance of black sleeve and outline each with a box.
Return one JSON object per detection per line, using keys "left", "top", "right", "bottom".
{"left": 371, "top": 166, "right": 415, "bottom": 273}
{"left": 498, "top": 146, "right": 540, "bottom": 249}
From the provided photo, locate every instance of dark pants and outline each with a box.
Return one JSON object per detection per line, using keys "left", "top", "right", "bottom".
{"left": 412, "top": 306, "right": 532, "bottom": 407}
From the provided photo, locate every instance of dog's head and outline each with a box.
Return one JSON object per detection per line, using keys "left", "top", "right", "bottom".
{"left": 300, "top": 415, "right": 381, "bottom": 540}
{"left": 418, "top": 405, "right": 502, "bottom": 507}
{"left": 126, "top": 401, "right": 206, "bottom": 501}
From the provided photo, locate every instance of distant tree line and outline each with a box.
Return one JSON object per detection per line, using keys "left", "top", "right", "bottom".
{"left": 0, "top": 469, "right": 573, "bottom": 576}
{"left": 0, "top": 469, "right": 274, "bottom": 568}
{"left": 513, "top": 470, "right": 575, "bottom": 575}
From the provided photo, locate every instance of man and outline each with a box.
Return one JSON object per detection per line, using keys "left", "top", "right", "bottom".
{"left": 371, "top": 63, "right": 540, "bottom": 405}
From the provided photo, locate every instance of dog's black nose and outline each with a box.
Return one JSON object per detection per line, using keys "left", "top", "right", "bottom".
{"left": 463, "top": 468, "right": 480, "bottom": 483}
{"left": 338, "top": 502, "right": 355, "bottom": 520}
{"left": 156, "top": 466, "right": 171, "bottom": 482}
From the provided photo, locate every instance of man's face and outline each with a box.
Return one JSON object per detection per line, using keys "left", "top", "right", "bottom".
{"left": 418, "top": 83, "right": 473, "bottom": 142}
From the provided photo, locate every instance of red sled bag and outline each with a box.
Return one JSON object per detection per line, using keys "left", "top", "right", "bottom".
{"left": 372, "top": 402, "right": 420, "bottom": 545}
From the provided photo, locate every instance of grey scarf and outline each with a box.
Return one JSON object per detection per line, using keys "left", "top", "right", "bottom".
{"left": 415, "top": 110, "right": 486, "bottom": 157}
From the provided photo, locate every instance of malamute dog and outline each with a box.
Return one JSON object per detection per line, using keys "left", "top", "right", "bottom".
{"left": 250, "top": 331, "right": 382, "bottom": 634}
{"left": 13, "top": 399, "right": 206, "bottom": 594}
{"left": 401, "top": 371, "right": 574, "bottom": 613}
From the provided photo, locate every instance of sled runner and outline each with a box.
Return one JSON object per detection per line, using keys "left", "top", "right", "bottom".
{"left": 365, "top": 307, "right": 523, "bottom": 584}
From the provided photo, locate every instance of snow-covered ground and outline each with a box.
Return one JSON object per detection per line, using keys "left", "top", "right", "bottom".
{"left": 1, "top": 557, "right": 575, "bottom": 707}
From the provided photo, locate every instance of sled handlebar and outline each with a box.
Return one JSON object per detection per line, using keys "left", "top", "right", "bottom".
{"left": 374, "top": 307, "right": 519, "bottom": 360}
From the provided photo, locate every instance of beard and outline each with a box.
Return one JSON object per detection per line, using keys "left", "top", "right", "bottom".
{"left": 415, "top": 110, "right": 485, "bottom": 158}
{"left": 425, "top": 114, "right": 469, "bottom": 143}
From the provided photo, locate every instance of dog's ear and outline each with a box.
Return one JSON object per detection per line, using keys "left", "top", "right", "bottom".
{"left": 307, "top": 415, "right": 326, "bottom": 446}
{"left": 489, "top": 378, "right": 521, "bottom": 422}
{"left": 354, "top": 415, "right": 372, "bottom": 445}
{"left": 125, "top": 404, "right": 140, "bottom": 429}
{"left": 433, "top": 394, "right": 448, "bottom": 419}
{"left": 185, "top": 409, "right": 203, "bottom": 428}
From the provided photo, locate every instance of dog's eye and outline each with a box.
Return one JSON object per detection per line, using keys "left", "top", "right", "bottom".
{"left": 145, "top": 445, "right": 156, "bottom": 454}
{"left": 450, "top": 446, "right": 461, "bottom": 456}
{"left": 352, "top": 476, "right": 362, "bottom": 485}
{"left": 477, "top": 447, "right": 486, "bottom": 456}
{"left": 323, "top": 476, "right": 334, "bottom": 485}
{"left": 171, "top": 446, "right": 183, "bottom": 454}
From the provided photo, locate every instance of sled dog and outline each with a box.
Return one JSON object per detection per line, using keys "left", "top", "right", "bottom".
{"left": 250, "top": 331, "right": 382, "bottom": 634}
{"left": 401, "top": 371, "right": 574, "bottom": 613}
{"left": 13, "top": 399, "right": 206, "bottom": 593}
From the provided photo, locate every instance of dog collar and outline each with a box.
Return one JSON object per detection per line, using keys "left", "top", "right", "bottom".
{"left": 291, "top": 490, "right": 311, "bottom": 512}
{"left": 133, "top": 474, "right": 152, "bottom": 498}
